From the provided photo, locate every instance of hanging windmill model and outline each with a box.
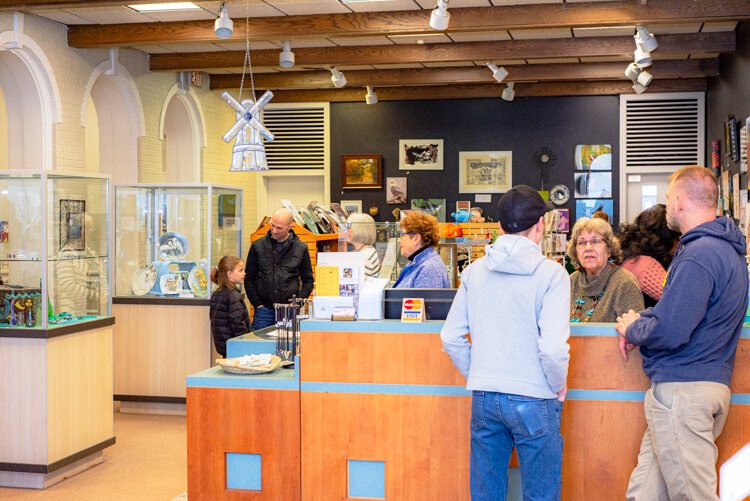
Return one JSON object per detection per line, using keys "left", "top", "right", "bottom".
{"left": 221, "top": 2, "right": 275, "bottom": 171}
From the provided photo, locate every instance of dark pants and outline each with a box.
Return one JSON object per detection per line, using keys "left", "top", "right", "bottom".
{"left": 251, "top": 306, "right": 275, "bottom": 331}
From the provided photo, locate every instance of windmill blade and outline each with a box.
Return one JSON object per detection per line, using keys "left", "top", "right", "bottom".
{"left": 248, "top": 90, "right": 274, "bottom": 115}
{"left": 221, "top": 92, "right": 247, "bottom": 115}
{"left": 222, "top": 117, "right": 249, "bottom": 143}
{"left": 248, "top": 118, "right": 275, "bottom": 142}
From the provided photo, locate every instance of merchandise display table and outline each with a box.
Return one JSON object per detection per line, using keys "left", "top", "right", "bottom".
{"left": 0, "top": 317, "right": 116, "bottom": 489}
{"left": 186, "top": 320, "right": 750, "bottom": 500}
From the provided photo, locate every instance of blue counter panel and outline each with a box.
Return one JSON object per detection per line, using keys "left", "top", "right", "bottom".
{"left": 187, "top": 366, "right": 298, "bottom": 390}
{"left": 301, "top": 319, "right": 444, "bottom": 333}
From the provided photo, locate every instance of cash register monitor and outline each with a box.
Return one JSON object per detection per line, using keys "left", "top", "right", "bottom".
{"left": 383, "top": 288, "right": 457, "bottom": 320}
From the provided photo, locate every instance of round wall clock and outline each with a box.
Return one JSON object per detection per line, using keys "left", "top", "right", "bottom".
{"left": 549, "top": 184, "right": 570, "bottom": 206}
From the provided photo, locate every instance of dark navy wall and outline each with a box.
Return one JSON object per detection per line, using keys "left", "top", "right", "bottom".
{"left": 330, "top": 95, "right": 620, "bottom": 224}
{"left": 707, "top": 22, "right": 750, "bottom": 173}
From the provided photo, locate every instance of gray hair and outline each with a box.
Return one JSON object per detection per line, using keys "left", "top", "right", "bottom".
{"left": 566, "top": 217, "right": 621, "bottom": 268}
{"left": 347, "top": 212, "right": 376, "bottom": 245}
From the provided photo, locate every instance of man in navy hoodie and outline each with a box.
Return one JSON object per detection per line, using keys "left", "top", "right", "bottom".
{"left": 616, "top": 166, "right": 748, "bottom": 501}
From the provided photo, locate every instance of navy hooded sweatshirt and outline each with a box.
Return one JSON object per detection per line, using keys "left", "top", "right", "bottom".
{"left": 626, "top": 216, "right": 748, "bottom": 386}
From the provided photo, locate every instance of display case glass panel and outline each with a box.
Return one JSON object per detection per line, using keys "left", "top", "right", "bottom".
{"left": 114, "top": 184, "right": 242, "bottom": 300}
{"left": 0, "top": 171, "right": 111, "bottom": 329}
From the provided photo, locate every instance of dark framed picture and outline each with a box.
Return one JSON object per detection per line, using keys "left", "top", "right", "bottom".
{"left": 218, "top": 193, "right": 237, "bottom": 227}
{"left": 341, "top": 154, "right": 382, "bottom": 189}
{"left": 728, "top": 115, "right": 740, "bottom": 162}
{"left": 60, "top": 199, "right": 85, "bottom": 251}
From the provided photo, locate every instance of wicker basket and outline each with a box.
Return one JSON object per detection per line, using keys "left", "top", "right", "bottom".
{"left": 216, "top": 355, "right": 281, "bottom": 375}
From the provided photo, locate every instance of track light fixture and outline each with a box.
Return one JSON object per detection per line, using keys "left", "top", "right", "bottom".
{"left": 214, "top": 2, "right": 233, "bottom": 39}
{"left": 279, "top": 40, "right": 295, "bottom": 68}
{"left": 485, "top": 62, "right": 508, "bottom": 84}
{"left": 365, "top": 86, "right": 378, "bottom": 105}
{"left": 330, "top": 67, "right": 347, "bottom": 88}
{"left": 632, "top": 83, "right": 647, "bottom": 94}
{"left": 635, "top": 25, "right": 658, "bottom": 53}
{"left": 625, "top": 63, "right": 652, "bottom": 93}
{"left": 501, "top": 82, "right": 515, "bottom": 102}
{"left": 634, "top": 46, "right": 652, "bottom": 68}
{"left": 429, "top": 0, "right": 450, "bottom": 31}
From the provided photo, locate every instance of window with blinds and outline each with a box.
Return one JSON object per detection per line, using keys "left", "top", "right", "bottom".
{"left": 261, "top": 103, "right": 329, "bottom": 170}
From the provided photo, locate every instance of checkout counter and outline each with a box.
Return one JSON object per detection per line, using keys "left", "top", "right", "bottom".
{"left": 185, "top": 295, "right": 750, "bottom": 500}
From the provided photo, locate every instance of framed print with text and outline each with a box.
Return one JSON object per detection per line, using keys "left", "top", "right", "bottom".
{"left": 458, "top": 151, "right": 512, "bottom": 193}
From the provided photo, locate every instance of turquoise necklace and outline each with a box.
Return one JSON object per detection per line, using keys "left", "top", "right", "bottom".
{"left": 571, "top": 289, "right": 605, "bottom": 322}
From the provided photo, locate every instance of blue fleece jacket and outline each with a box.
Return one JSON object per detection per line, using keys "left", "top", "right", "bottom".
{"left": 393, "top": 246, "right": 450, "bottom": 288}
{"left": 625, "top": 216, "right": 748, "bottom": 386}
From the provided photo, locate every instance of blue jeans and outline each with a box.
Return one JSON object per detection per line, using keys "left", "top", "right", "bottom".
{"left": 251, "top": 306, "right": 275, "bottom": 331}
{"left": 470, "top": 391, "right": 563, "bottom": 501}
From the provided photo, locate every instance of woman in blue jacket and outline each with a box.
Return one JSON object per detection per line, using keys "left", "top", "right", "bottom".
{"left": 393, "top": 212, "right": 450, "bottom": 288}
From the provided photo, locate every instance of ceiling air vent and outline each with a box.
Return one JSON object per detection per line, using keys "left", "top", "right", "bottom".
{"left": 261, "top": 103, "right": 329, "bottom": 170}
{"left": 621, "top": 92, "right": 705, "bottom": 169}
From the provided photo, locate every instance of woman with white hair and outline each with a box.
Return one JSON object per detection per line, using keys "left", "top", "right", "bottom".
{"left": 347, "top": 213, "right": 381, "bottom": 278}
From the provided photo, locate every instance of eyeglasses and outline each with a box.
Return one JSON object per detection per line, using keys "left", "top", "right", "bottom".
{"left": 399, "top": 232, "right": 416, "bottom": 237}
{"left": 576, "top": 238, "right": 605, "bottom": 249}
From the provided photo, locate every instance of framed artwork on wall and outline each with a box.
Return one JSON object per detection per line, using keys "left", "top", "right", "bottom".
{"left": 574, "top": 172, "right": 612, "bottom": 198}
{"left": 411, "top": 198, "right": 446, "bottom": 222}
{"left": 458, "top": 151, "right": 512, "bottom": 193}
{"left": 341, "top": 154, "right": 383, "bottom": 189}
{"left": 575, "top": 199, "right": 613, "bottom": 221}
{"left": 575, "top": 144, "right": 612, "bottom": 170}
{"left": 386, "top": 177, "right": 407, "bottom": 204}
{"left": 340, "top": 200, "right": 362, "bottom": 214}
{"left": 60, "top": 199, "right": 85, "bottom": 251}
{"left": 729, "top": 115, "right": 740, "bottom": 162}
{"left": 399, "top": 139, "right": 444, "bottom": 170}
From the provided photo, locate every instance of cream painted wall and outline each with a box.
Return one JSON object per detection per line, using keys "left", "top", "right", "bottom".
{"left": 84, "top": 96, "right": 99, "bottom": 173}
{"left": 0, "top": 85, "right": 7, "bottom": 169}
{"left": 0, "top": 13, "right": 258, "bottom": 252}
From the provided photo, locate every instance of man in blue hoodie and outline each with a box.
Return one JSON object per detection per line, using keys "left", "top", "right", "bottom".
{"left": 616, "top": 166, "right": 748, "bottom": 501}
{"left": 441, "top": 185, "right": 570, "bottom": 501}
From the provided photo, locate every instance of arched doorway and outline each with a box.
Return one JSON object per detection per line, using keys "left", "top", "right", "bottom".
{"left": 159, "top": 85, "right": 206, "bottom": 183}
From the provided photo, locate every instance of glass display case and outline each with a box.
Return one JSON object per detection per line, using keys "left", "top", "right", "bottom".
{"left": 0, "top": 171, "right": 110, "bottom": 329}
{"left": 114, "top": 184, "right": 242, "bottom": 300}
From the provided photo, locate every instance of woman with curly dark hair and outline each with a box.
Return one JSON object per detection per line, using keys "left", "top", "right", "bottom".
{"left": 618, "top": 204, "right": 681, "bottom": 307}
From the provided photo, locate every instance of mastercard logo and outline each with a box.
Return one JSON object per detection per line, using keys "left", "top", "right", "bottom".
{"left": 403, "top": 299, "right": 423, "bottom": 310}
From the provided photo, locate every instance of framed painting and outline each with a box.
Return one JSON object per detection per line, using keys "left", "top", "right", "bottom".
{"left": 399, "top": 139, "right": 444, "bottom": 170}
{"left": 60, "top": 199, "right": 85, "bottom": 251}
{"left": 386, "top": 177, "right": 407, "bottom": 204}
{"left": 458, "top": 151, "right": 512, "bottom": 193}
{"left": 341, "top": 154, "right": 383, "bottom": 189}
{"left": 575, "top": 144, "right": 612, "bottom": 170}
{"left": 340, "top": 200, "right": 362, "bottom": 215}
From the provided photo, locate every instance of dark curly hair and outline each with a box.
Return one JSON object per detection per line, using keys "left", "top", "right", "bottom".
{"left": 618, "top": 204, "right": 680, "bottom": 269}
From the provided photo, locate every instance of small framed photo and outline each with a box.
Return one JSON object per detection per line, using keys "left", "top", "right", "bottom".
{"left": 575, "top": 144, "right": 612, "bottom": 170}
{"left": 386, "top": 177, "right": 407, "bottom": 204}
{"left": 340, "top": 200, "right": 362, "bottom": 215}
{"left": 399, "top": 139, "right": 444, "bottom": 170}
{"left": 458, "top": 151, "right": 512, "bottom": 193}
{"left": 60, "top": 199, "right": 85, "bottom": 251}
{"left": 574, "top": 172, "right": 612, "bottom": 198}
{"left": 341, "top": 154, "right": 382, "bottom": 189}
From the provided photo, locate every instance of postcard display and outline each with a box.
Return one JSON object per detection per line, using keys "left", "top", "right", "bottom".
{"left": 0, "top": 171, "right": 110, "bottom": 328}
{"left": 112, "top": 184, "right": 242, "bottom": 407}
{"left": 0, "top": 172, "right": 115, "bottom": 490}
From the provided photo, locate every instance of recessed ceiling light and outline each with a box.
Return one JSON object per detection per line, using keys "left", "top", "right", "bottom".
{"left": 127, "top": 2, "right": 200, "bottom": 12}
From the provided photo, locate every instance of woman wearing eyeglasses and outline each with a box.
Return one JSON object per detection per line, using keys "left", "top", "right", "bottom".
{"left": 393, "top": 212, "right": 450, "bottom": 288}
{"left": 566, "top": 217, "right": 644, "bottom": 322}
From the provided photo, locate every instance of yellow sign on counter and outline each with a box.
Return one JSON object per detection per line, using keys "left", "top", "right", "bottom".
{"left": 315, "top": 266, "right": 340, "bottom": 296}
{"left": 400, "top": 298, "right": 424, "bottom": 322}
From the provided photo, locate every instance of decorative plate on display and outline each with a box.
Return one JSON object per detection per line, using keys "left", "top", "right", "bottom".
{"left": 549, "top": 184, "right": 571, "bottom": 206}
{"left": 160, "top": 273, "right": 182, "bottom": 295}
{"left": 131, "top": 265, "right": 157, "bottom": 296}
{"left": 157, "top": 232, "right": 189, "bottom": 260}
{"left": 188, "top": 266, "right": 208, "bottom": 297}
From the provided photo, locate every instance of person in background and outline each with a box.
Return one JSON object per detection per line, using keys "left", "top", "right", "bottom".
{"left": 618, "top": 204, "right": 681, "bottom": 307}
{"left": 441, "top": 185, "right": 569, "bottom": 500}
{"left": 245, "top": 208, "right": 314, "bottom": 330}
{"left": 393, "top": 212, "right": 449, "bottom": 288}
{"left": 209, "top": 255, "right": 250, "bottom": 358}
{"left": 567, "top": 217, "right": 644, "bottom": 322}
{"left": 616, "top": 166, "right": 747, "bottom": 500}
{"left": 591, "top": 207, "right": 610, "bottom": 223}
{"left": 346, "top": 212, "right": 381, "bottom": 278}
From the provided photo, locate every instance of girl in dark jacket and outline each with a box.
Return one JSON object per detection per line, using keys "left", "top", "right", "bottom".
{"left": 209, "top": 255, "right": 251, "bottom": 358}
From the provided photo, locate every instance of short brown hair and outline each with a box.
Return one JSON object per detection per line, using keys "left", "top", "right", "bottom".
{"left": 566, "top": 217, "right": 621, "bottom": 268}
{"left": 211, "top": 255, "right": 243, "bottom": 290}
{"left": 668, "top": 165, "right": 718, "bottom": 210}
{"left": 401, "top": 212, "right": 440, "bottom": 247}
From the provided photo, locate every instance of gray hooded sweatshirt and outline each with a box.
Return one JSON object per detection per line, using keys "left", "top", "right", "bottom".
{"left": 441, "top": 234, "right": 571, "bottom": 399}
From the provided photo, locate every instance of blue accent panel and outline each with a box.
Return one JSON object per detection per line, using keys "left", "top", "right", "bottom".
{"left": 731, "top": 393, "right": 750, "bottom": 404}
{"left": 567, "top": 389, "right": 645, "bottom": 401}
{"left": 187, "top": 365, "right": 299, "bottom": 390}
{"left": 348, "top": 460, "right": 385, "bottom": 499}
{"left": 226, "top": 453, "right": 261, "bottom": 491}
{"left": 302, "top": 382, "right": 470, "bottom": 396}
{"left": 569, "top": 323, "right": 619, "bottom": 337}
{"left": 507, "top": 467, "right": 522, "bottom": 501}
{"left": 301, "top": 319, "right": 444, "bottom": 333}
{"left": 226, "top": 339, "right": 276, "bottom": 358}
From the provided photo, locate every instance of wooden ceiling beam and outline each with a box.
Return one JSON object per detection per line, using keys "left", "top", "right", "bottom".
{"left": 254, "top": 79, "right": 707, "bottom": 103}
{"left": 67, "top": 0, "right": 750, "bottom": 48}
{"left": 208, "top": 59, "right": 718, "bottom": 90}
{"left": 150, "top": 31, "right": 733, "bottom": 72}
